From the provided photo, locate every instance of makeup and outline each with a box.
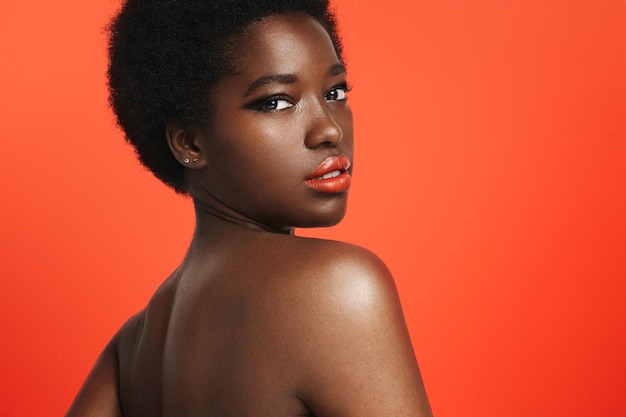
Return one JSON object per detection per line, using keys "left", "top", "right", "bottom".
{"left": 304, "top": 155, "right": 351, "bottom": 193}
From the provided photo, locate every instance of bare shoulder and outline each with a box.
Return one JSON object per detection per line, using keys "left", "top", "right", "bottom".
{"left": 282, "top": 238, "right": 398, "bottom": 310}
{"left": 65, "top": 311, "right": 147, "bottom": 417}
{"left": 269, "top": 238, "right": 402, "bottom": 330}
{"left": 284, "top": 237, "right": 390, "bottom": 274}
{"left": 113, "top": 310, "right": 146, "bottom": 360}
{"left": 274, "top": 237, "right": 433, "bottom": 417}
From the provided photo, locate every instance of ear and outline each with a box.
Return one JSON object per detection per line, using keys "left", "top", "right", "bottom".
{"left": 165, "top": 121, "right": 208, "bottom": 169}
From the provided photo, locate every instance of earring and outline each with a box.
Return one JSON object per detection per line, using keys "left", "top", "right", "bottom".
{"left": 184, "top": 158, "right": 190, "bottom": 164}
{"left": 192, "top": 158, "right": 199, "bottom": 163}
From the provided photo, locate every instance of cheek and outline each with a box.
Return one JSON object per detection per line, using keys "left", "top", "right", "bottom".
{"left": 207, "top": 122, "right": 304, "bottom": 189}
{"left": 238, "top": 116, "right": 306, "bottom": 158}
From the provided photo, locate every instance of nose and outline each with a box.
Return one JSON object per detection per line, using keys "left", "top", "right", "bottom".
{"left": 304, "top": 103, "right": 344, "bottom": 149}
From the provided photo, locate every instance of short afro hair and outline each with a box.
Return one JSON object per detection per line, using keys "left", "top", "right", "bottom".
{"left": 107, "top": 0, "right": 343, "bottom": 194}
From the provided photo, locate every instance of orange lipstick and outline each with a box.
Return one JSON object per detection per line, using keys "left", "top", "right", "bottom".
{"left": 304, "top": 155, "right": 351, "bottom": 193}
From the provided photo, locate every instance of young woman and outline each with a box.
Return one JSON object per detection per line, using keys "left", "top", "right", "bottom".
{"left": 67, "top": 1, "right": 433, "bottom": 416}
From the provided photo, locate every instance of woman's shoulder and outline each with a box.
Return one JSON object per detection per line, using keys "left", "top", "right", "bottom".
{"left": 282, "top": 237, "right": 395, "bottom": 297}
{"left": 268, "top": 237, "right": 403, "bottom": 338}
{"left": 283, "top": 236, "right": 388, "bottom": 271}
{"left": 271, "top": 238, "right": 432, "bottom": 416}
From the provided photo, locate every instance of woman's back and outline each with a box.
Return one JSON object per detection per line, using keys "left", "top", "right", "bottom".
{"left": 113, "top": 225, "right": 429, "bottom": 416}
{"left": 118, "top": 229, "right": 318, "bottom": 416}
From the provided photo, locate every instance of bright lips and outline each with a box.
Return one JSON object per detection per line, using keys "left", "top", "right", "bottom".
{"left": 304, "top": 155, "right": 351, "bottom": 193}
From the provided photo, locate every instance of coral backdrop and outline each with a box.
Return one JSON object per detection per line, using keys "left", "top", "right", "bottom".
{"left": 1, "top": 0, "right": 625, "bottom": 416}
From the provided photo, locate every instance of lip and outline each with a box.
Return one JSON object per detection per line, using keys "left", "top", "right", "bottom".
{"left": 304, "top": 155, "right": 352, "bottom": 193}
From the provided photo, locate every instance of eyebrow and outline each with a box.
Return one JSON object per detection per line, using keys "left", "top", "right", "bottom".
{"left": 328, "top": 62, "right": 347, "bottom": 76}
{"left": 243, "top": 62, "right": 347, "bottom": 97}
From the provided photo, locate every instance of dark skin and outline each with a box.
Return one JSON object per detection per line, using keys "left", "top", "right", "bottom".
{"left": 67, "top": 13, "right": 433, "bottom": 417}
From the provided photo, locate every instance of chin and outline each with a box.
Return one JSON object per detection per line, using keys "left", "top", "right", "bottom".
{"left": 265, "top": 195, "right": 349, "bottom": 230}
{"left": 297, "top": 204, "right": 348, "bottom": 229}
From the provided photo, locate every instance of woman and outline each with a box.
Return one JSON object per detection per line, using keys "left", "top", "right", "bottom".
{"left": 67, "top": 0, "right": 433, "bottom": 415}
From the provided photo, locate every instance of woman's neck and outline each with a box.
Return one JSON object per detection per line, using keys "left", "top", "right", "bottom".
{"left": 192, "top": 198, "right": 294, "bottom": 237}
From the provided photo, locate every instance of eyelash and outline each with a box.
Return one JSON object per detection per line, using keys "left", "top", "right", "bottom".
{"left": 254, "top": 95, "right": 294, "bottom": 112}
{"left": 325, "top": 83, "right": 351, "bottom": 102}
{"left": 252, "top": 83, "right": 352, "bottom": 112}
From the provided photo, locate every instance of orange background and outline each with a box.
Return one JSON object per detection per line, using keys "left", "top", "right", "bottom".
{"left": 1, "top": 0, "right": 625, "bottom": 415}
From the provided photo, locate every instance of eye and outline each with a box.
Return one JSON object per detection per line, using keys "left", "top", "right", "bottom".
{"left": 325, "top": 84, "right": 350, "bottom": 101}
{"left": 256, "top": 97, "right": 294, "bottom": 112}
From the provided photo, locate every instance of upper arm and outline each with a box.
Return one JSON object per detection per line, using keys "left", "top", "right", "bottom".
{"left": 291, "top": 245, "right": 432, "bottom": 417}
{"left": 66, "top": 337, "right": 123, "bottom": 417}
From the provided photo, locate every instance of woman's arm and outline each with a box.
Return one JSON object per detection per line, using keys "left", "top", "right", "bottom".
{"left": 292, "top": 244, "right": 433, "bottom": 417}
{"left": 66, "top": 338, "right": 122, "bottom": 417}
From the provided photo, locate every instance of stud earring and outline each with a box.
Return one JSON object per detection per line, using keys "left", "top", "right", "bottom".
{"left": 192, "top": 158, "right": 199, "bottom": 163}
{"left": 184, "top": 158, "right": 190, "bottom": 164}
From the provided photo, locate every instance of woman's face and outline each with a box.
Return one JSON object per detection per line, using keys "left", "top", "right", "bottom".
{"left": 195, "top": 13, "right": 354, "bottom": 232}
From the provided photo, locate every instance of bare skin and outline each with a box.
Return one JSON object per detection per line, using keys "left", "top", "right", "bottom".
{"left": 67, "top": 13, "right": 432, "bottom": 417}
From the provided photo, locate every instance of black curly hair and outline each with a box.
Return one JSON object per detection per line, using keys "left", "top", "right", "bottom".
{"left": 107, "top": 0, "right": 343, "bottom": 194}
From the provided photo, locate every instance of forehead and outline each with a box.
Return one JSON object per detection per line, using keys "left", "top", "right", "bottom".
{"left": 227, "top": 13, "right": 342, "bottom": 79}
